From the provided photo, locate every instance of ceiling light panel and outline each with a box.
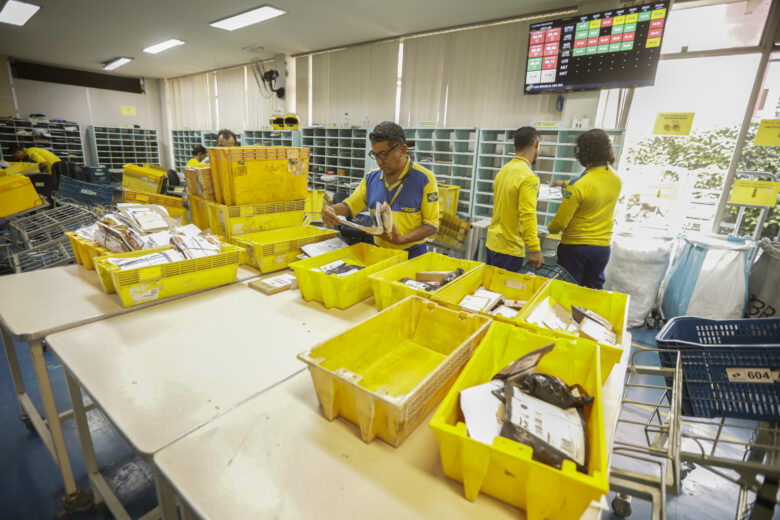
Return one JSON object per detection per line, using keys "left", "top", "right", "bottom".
{"left": 103, "top": 57, "right": 133, "bottom": 71}
{"left": 210, "top": 5, "right": 286, "bottom": 31}
{"left": 0, "top": 0, "right": 40, "bottom": 26}
{"left": 143, "top": 39, "right": 185, "bottom": 54}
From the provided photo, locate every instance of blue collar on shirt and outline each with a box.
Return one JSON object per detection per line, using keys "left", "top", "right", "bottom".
{"left": 569, "top": 164, "right": 611, "bottom": 186}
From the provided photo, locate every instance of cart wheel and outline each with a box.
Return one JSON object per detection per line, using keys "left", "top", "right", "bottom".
{"left": 680, "top": 462, "right": 695, "bottom": 481}
{"left": 645, "top": 314, "right": 656, "bottom": 329}
{"left": 41, "top": 339, "right": 49, "bottom": 353}
{"left": 612, "top": 494, "right": 632, "bottom": 518}
{"left": 20, "top": 414, "right": 34, "bottom": 433}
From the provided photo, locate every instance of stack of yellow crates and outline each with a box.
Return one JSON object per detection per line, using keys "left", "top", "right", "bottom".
{"left": 201, "top": 146, "right": 338, "bottom": 272}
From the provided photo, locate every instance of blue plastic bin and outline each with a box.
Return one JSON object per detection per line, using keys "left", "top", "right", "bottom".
{"left": 85, "top": 166, "right": 110, "bottom": 184}
{"left": 656, "top": 317, "right": 780, "bottom": 420}
{"left": 56, "top": 177, "right": 116, "bottom": 209}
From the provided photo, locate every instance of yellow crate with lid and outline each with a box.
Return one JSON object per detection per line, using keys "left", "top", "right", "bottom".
{"left": 209, "top": 146, "right": 309, "bottom": 205}
{"left": 290, "top": 243, "right": 408, "bottom": 309}
{"left": 0, "top": 175, "right": 45, "bottom": 217}
{"left": 206, "top": 199, "right": 305, "bottom": 241}
{"left": 429, "top": 322, "right": 607, "bottom": 519}
{"left": 438, "top": 184, "right": 461, "bottom": 216}
{"left": 298, "top": 296, "right": 491, "bottom": 447}
{"left": 122, "top": 164, "right": 166, "bottom": 194}
{"left": 121, "top": 189, "right": 185, "bottom": 218}
{"left": 367, "top": 252, "right": 483, "bottom": 310}
{"left": 232, "top": 225, "right": 339, "bottom": 273}
{"left": 432, "top": 264, "right": 551, "bottom": 325}
{"left": 94, "top": 243, "right": 241, "bottom": 306}
{"left": 517, "top": 279, "right": 628, "bottom": 382}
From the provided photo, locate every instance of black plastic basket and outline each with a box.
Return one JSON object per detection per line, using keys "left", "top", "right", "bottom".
{"left": 56, "top": 177, "right": 116, "bottom": 209}
{"left": 518, "top": 263, "right": 577, "bottom": 285}
{"left": 656, "top": 316, "right": 780, "bottom": 421}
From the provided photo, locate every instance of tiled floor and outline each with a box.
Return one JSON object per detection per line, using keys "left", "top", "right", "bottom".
{"left": 1, "top": 327, "right": 777, "bottom": 519}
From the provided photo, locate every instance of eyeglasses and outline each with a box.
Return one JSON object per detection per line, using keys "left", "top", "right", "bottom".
{"left": 368, "top": 143, "right": 400, "bottom": 162}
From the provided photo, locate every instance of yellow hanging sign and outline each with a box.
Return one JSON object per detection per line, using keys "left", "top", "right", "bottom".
{"left": 729, "top": 180, "right": 780, "bottom": 208}
{"left": 121, "top": 105, "right": 137, "bottom": 116}
{"left": 754, "top": 119, "right": 780, "bottom": 146}
{"left": 652, "top": 113, "right": 695, "bottom": 136}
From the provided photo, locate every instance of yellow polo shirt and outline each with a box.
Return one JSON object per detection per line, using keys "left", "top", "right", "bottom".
{"left": 547, "top": 165, "right": 622, "bottom": 246}
{"left": 25, "top": 147, "right": 61, "bottom": 174}
{"left": 486, "top": 156, "right": 541, "bottom": 257}
{"left": 344, "top": 157, "right": 440, "bottom": 250}
{"left": 186, "top": 157, "right": 203, "bottom": 167}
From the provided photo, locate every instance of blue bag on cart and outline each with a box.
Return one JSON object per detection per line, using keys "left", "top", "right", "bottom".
{"left": 659, "top": 234, "right": 757, "bottom": 320}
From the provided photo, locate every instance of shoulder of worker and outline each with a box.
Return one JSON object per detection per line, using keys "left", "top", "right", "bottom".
{"left": 409, "top": 161, "right": 437, "bottom": 187}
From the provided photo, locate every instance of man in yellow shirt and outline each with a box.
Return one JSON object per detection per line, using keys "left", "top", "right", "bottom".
{"left": 9, "top": 144, "right": 61, "bottom": 174}
{"left": 547, "top": 129, "right": 622, "bottom": 289}
{"left": 486, "top": 127, "right": 543, "bottom": 272}
{"left": 322, "top": 121, "right": 439, "bottom": 259}
{"left": 186, "top": 145, "right": 207, "bottom": 167}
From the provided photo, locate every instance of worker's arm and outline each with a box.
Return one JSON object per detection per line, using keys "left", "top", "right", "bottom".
{"left": 321, "top": 178, "right": 367, "bottom": 227}
{"left": 382, "top": 176, "right": 439, "bottom": 246}
{"left": 519, "top": 175, "right": 541, "bottom": 252}
{"left": 547, "top": 185, "right": 581, "bottom": 234}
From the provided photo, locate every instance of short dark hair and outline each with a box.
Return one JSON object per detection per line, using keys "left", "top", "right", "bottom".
{"left": 192, "top": 144, "right": 207, "bottom": 156}
{"left": 217, "top": 128, "right": 237, "bottom": 144}
{"left": 575, "top": 129, "right": 616, "bottom": 167}
{"left": 8, "top": 144, "right": 24, "bottom": 155}
{"left": 369, "top": 121, "right": 406, "bottom": 147}
{"left": 513, "top": 127, "right": 538, "bottom": 151}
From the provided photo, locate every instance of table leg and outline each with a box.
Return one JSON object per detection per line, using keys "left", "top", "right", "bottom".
{"left": 1, "top": 324, "right": 28, "bottom": 421}
{"left": 64, "top": 369, "right": 103, "bottom": 507}
{"left": 29, "top": 338, "right": 91, "bottom": 511}
{"left": 154, "top": 468, "right": 179, "bottom": 520}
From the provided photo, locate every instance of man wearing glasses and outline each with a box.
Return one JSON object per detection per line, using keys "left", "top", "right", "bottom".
{"left": 322, "top": 121, "right": 440, "bottom": 259}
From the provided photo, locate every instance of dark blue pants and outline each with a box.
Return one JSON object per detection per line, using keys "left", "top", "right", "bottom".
{"left": 556, "top": 243, "right": 611, "bottom": 289}
{"left": 405, "top": 242, "right": 428, "bottom": 259}
{"left": 485, "top": 248, "right": 525, "bottom": 273}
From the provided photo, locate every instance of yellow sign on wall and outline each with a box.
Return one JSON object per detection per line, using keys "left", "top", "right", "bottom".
{"left": 121, "top": 105, "right": 137, "bottom": 116}
{"left": 754, "top": 119, "right": 780, "bottom": 146}
{"left": 653, "top": 113, "right": 695, "bottom": 136}
{"left": 729, "top": 180, "right": 780, "bottom": 208}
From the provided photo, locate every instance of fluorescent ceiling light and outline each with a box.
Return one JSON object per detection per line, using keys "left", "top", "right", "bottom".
{"left": 103, "top": 57, "right": 133, "bottom": 71}
{"left": 0, "top": 0, "right": 40, "bottom": 26}
{"left": 210, "top": 5, "right": 286, "bottom": 31}
{"left": 143, "top": 39, "right": 185, "bottom": 54}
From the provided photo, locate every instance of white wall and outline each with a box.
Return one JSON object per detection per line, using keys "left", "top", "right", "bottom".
{"left": 12, "top": 77, "right": 168, "bottom": 166}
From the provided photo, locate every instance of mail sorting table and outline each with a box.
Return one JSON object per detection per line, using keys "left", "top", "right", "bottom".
{"left": 46, "top": 279, "right": 378, "bottom": 520}
{"left": 150, "top": 333, "right": 631, "bottom": 519}
{"left": 0, "top": 263, "right": 261, "bottom": 512}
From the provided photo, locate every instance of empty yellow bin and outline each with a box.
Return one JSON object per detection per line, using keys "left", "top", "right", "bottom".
{"left": 430, "top": 321, "right": 606, "bottom": 519}
{"left": 207, "top": 199, "right": 305, "bottom": 241}
{"left": 299, "top": 296, "right": 491, "bottom": 446}
{"left": 232, "top": 225, "right": 339, "bottom": 273}
{"left": 0, "top": 175, "right": 45, "bottom": 217}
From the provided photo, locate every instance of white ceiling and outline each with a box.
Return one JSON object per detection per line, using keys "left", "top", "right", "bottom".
{"left": 0, "top": 0, "right": 586, "bottom": 79}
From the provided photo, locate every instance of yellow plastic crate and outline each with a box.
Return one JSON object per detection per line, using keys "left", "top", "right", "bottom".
{"left": 190, "top": 195, "right": 210, "bottom": 230}
{"left": 298, "top": 296, "right": 491, "bottom": 446}
{"left": 433, "top": 213, "right": 471, "bottom": 250}
{"left": 367, "top": 252, "right": 483, "bottom": 311}
{"left": 207, "top": 199, "right": 305, "bottom": 241}
{"left": 121, "top": 189, "right": 185, "bottom": 218}
{"left": 122, "top": 164, "right": 166, "bottom": 194}
{"left": 232, "top": 225, "right": 339, "bottom": 273}
{"left": 1, "top": 162, "right": 39, "bottom": 176}
{"left": 430, "top": 322, "right": 606, "bottom": 519}
{"left": 303, "top": 189, "right": 329, "bottom": 223}
{"left": 0, "top": 175, "right": 45, "bottom": 217}
{"left": 517, "top": 279, "right": 629, "bottom": 382}
{"left": 290, "top": 243, "right": 408, "bottom": 309}
{"left": 209, "top": 146, "right": 309, "bottom": 205}
{"left": 432, "top": 264, "right": 551, "bottom": 325}
{"left": 95, "top": 243, "right": 240, "bottom": 307}
{"left": 439, "top": 184, "right": 461, "bottom": 216}
{"left": 65, "top": 232, "right": 111, "bottom": 270}
{"left": 93, "top": 246, "right": 168, "bottom": 293}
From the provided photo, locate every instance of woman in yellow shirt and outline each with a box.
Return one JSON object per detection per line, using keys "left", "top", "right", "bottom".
{"left": 186, "top": 145, "right": 207, "bottom": 167}
{"left": 547, "top": 129, "right": 622, "bottom": 289}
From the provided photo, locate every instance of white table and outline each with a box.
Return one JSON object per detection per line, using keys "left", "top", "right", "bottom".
{"left": 0, "top": 263, "right": 259, "bottom": 508}
{"left": 152, "top": 335, "right": 631, "bottom": 520}
{"left": 46, "top": 281, "right": 377, "bottom": 520}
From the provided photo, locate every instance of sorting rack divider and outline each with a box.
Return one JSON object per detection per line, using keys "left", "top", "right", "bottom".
{"left": 303, "top": 127, "right": 374, "bottom": 194}
{"left": 88, "top": 126, "right": 160, "bottom": 171}
{"left": 0, "top": 118, "right": 85, "bottom": 163}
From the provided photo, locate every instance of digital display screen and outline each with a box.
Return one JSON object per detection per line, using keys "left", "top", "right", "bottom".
{"left": 524, "top": 2, "right": 668, "bottom": 93}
